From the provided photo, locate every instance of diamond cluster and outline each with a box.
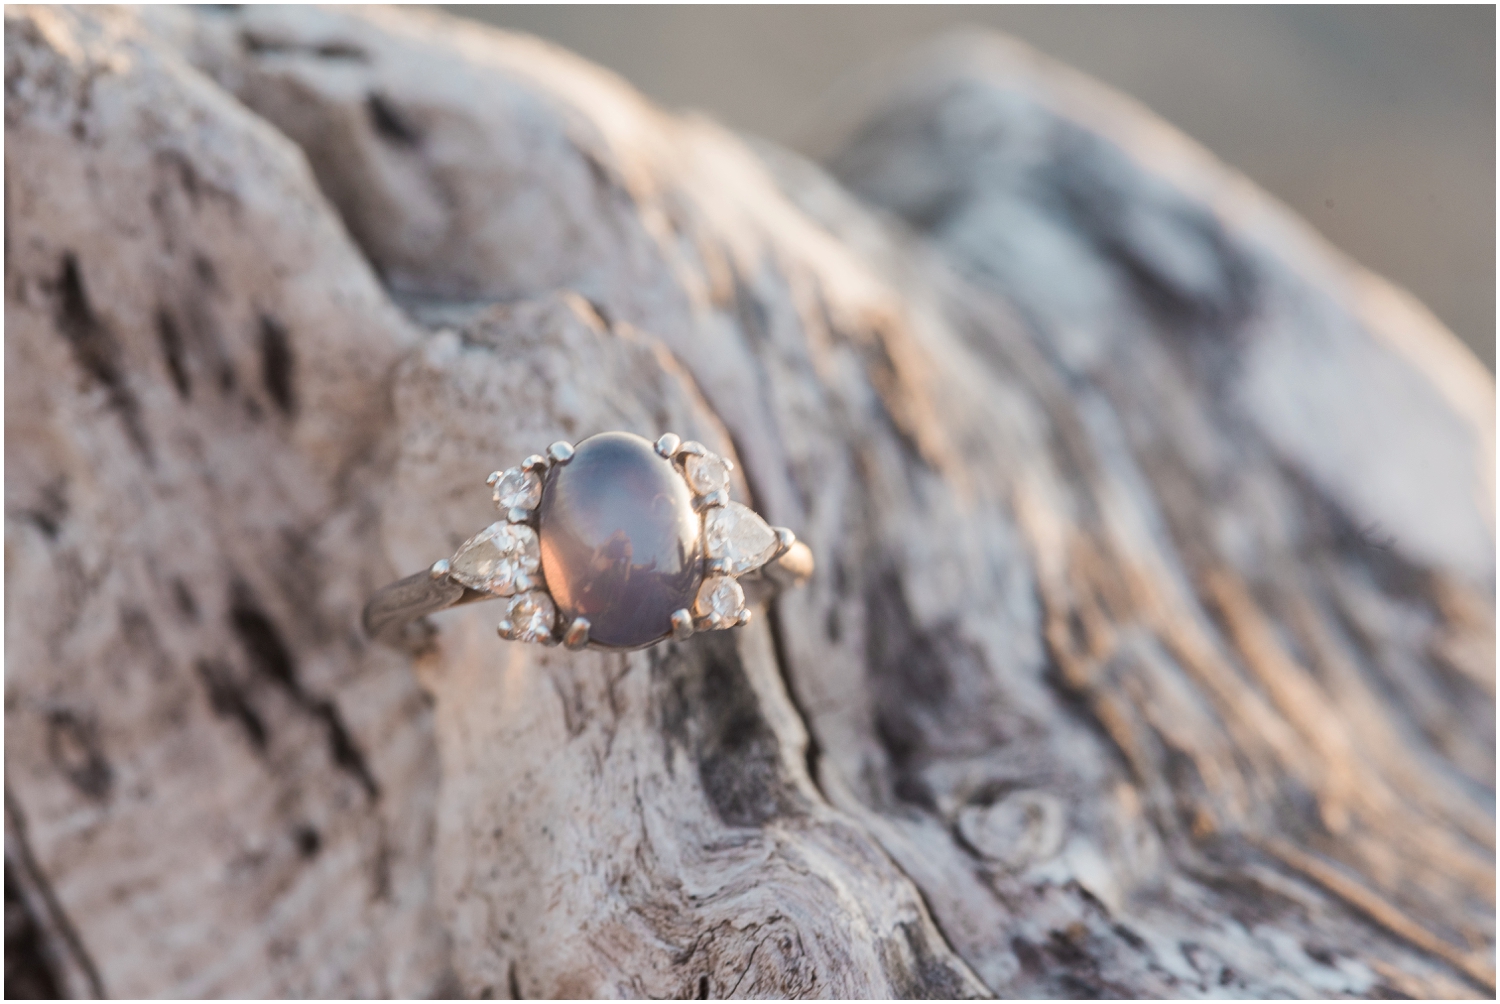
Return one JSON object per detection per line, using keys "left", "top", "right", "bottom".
{"left": 460, "top": 458, "right": 556, "bottom": 643}
{"left": 667, "top": 441, "right": 785, "bottom": 634}
{"left": 448, "top": 433, "right": 795, "bottom": 651}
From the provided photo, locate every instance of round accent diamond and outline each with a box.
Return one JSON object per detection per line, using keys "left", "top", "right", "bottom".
{"left": 683, "top": 451, "right": 730, "bottom": 496}
{"left": 695, "top": 576, "right": 744, "bottom": 627}
{"left": 504, "top": 591, "right": 557, "bottom": 643}
{"left": 492, "top": 466, "right": 542, "bottom": 513}
{"left": 704, "top": 501, "right": 779, "bottom": 574}
{"left": 449, "top": 522, "right": 541, "bottom": 596}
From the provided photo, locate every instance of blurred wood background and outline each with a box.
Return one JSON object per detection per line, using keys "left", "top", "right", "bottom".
{"left": 450, "top": 5, "right": 1496, "bottom": 374}
{"left": 5, "top": 5, "right": 1494, "bottom": 998}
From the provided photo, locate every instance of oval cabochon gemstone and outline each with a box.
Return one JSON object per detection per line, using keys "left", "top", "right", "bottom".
{"left": 538, "top": 432, "right": 704, "bottom": 648}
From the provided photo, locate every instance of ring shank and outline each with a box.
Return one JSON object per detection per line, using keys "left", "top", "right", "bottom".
{"left": 361, "top": 569, "right": 471, "bottom": 644}
{"left": 362, "top": 541, "right": 815, "bottom": 645}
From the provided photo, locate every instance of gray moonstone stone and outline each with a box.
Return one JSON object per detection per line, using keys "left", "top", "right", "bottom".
{"left": 538, "top": 431, "right": 704, "bottom": 648}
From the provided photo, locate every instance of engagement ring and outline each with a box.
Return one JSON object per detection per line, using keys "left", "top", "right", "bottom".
{"left": 363, "top": 432, "right": 814, "bottom": 651}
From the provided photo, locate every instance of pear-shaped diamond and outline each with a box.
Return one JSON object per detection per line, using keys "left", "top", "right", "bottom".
{"left": 450, "top": 522, "right": 541, "bottom": 596}
{"left": 704, "top": 501, "right": 778, "bottom": 574}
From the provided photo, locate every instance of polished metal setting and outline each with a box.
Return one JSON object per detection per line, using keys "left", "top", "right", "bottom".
{"left": 563, "top": 617, "right": 591, "bottom": 650}
{"left": 772, "top": 527, "right": 797, "bottom": 560}
{"left": 654, "top": 433, "right": 681, "bottom": 458}
{"left": 692, "top": 488, "right": 729, "bottom": 512}
{"left": 362, "top": 431, "right": 814, "bottom": 651}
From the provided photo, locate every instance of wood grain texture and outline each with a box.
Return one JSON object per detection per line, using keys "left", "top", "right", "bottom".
{"left": 5, "top": 6, "right": 1492, "bottom": 998}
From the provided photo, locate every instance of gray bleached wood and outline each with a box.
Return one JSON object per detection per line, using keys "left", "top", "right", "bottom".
{"left": 5, "top": 5, "right": 1492, "bottom": 998}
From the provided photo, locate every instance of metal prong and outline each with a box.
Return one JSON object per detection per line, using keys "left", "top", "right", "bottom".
{"left": 547, "top": 441, "right": 575, "bottom": 464}
{"left": 506, "top": 506, "right": 532, "bottom": 524}
{"left": 485, "top": 471, "right": 503, "bottom": 486}
{"left": 430, "top": 559, "right": 451, "bottom": 579}
{"left": 736, "top": 609, "right": 752, "bottom": 626}
{"left": 563, "top": 617, "right": 591, "bottom": 650}
{"left": 539, "top": 629, "right": 560, "bottom": 647}
{"left": 522, "top": 454, "right": 549, "bottom": 472}
{"left": 706, "top": 557, "right": 732, "bottom": 576}
{"left": 656, "top": 433, "right": 681, "bottom": 458}
{"left": 676, "top": 440, "right": 706, "bottom": 459}
{"left": 693, "top": 489, "right": 728, "bottom": 512}
{"left": 496, "top": 619, "right": 514, "bottom": 639}
{"left": 771, "top": 527, "right": 797, "bottom": 560}
{"left": 671, "top": 609, "right": 695, "bottom": 640}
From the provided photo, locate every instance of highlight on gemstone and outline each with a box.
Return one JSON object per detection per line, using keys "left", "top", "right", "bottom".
{"left": 704, "top": 501, "right": 778, "bottom": 575}
{"left": 450, "top": 522, "right": 541, "bottom": 596}
{"left": 503, "top": 591, "right": 557, "bottom": 643}
{"left": 492, "top": 465, "right": 543, "bottom": 512}
{"left": 538, "top": 431, "right": 703, "bottom": 648}
{"left": 683, "top": 451, "right": 730, "bottom": 496}
{"left": 694, "top": 575, "right": 744, "bottom": 627}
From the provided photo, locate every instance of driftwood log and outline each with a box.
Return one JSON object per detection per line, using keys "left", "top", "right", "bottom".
{"left": 5, "top": 5, "right": 1493, "bottom": 998}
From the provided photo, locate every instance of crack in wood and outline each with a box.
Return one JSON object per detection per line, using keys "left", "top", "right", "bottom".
{"left": 4, "top": 793, "right": 106, "bottom": 998}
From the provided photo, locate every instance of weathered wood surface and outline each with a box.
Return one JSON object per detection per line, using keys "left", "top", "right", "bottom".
{"left": 5, "top": 5, "right": 1492, "bottom": 998}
